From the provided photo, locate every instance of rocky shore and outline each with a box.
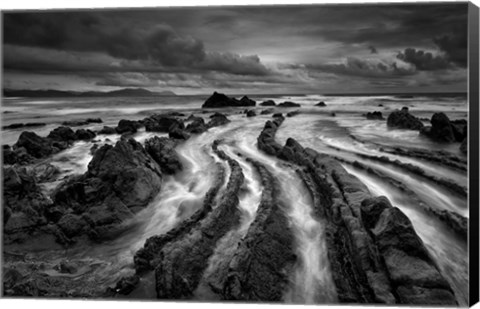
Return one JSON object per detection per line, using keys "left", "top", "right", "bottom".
{"left": 2, "top": 93, "right": 467, "bottom": 305}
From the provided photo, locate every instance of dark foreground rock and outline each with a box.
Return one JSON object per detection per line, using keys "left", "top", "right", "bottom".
{"left": 143, "top": 115, "right": 184, "bottom": 133}
{"left": 116, "top": 119, "right": 140, "bottom": 134}
{"left": 255, "top": 118, "right": 457, "bottom": 305}
{"left": 52, "top": 138, "right": 163, "bottom": 242}
{"left": 98, "top": 126, "right": 117, "bottom": 135}
{"left": 387, "top": 108, "right": 424, "bottom": 130}
{"left": 246, "top": 110, "right": 256, "bottom": 117}
{"left": 223, "top": 158, "right": 296, "bottom": 301}
{"left": 202, "top": 92, "right": 256, "bottom": 108}
{"left": 145, "top": 137, "right": 183, "bottom": 175}
{"left": 154, "top": 142, "right": 244, "bottom": 299}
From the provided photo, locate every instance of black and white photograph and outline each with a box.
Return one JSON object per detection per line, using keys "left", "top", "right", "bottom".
{"left": 1, "top": 1, "right": 479, "bottom": 307}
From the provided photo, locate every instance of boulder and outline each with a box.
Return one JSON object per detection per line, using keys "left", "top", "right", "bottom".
{"left": 75, "top": 129, "right": 96, "bottom": 140}
{"left": 15, "top": 132, "right": 54, "bottom": 159}
{"left": 315, "top": 101, "right": 327, "bottom": 107}
{"left": 145, "top": 137, "right": 183, "bottom": 175}
{"left": 246, "top": 110, "right": 256, "bottom": 117}
{"left": 98, "top": 126, "right": 117, "bottom": 135}
{"left": 277, "top": 101, "right": 301, "bottom": 107}
{"left": 3, "top": 123, "right": 46, "bottom": 130}
{"left": 144, "top": 115, "right": 184, "bottom": 133}
{"left": 169, "top": 127, "right": 190, "bottom": 140}
{"left": 47, "top": 126, "right": 76, "bottom": 143}
{"left": 420, "top": 113, "right": 455, "bottom": 142}
{"left": 116, "top": 119, "right": 139, "bottom": 134}
{"left": 366, "top": 111, "right": 384, "bottom": 120}
{"left": 207, "top": 113, "right": 230, "bottom": 128}
{"left": 286, "top": 110, "right": 300, "bottom": 117}
{"left": 387, "top": 109, "right": 424, "bottom": 130}
{"left": 202, "top": 92, "right": 255, "bottom": 108}
{"left": 260, "top": 100, "right": 276, "bottom": 106}
{"left": 186, "top": 117, "right": 207, "bottom": 134}
{"left": 272, "top": 113, "right": 283, "bottom": 118}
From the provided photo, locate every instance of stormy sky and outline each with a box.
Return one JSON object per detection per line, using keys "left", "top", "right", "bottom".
{"left": 3, "top": 3, "right": 469, "bottom": 94}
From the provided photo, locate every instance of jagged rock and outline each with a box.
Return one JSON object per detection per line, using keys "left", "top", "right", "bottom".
{"left": 62, "top": 118, "right": 102, "bottom": 127}
{"left": 52, "top": 138, "right": 162, "bottom": 241}
{"left": 223, "top": 159, "right": 296, "bottom": 301}
{"left": 315, "top": 101, "right": 327, "bottom": 107}
{"left": 31, "top": 163, "right": 60, "bottom": 183}
{"left": 145, "top": 137, "right": 183, "bottom": 175}
{"left": 277, "top": 101, "right": 301, "bottom": 107}
{"left": 257, "top": 117, "right": 285, "bottom": 156}
{"left": 98, "top": 126, "right": 117, "bottom": 135}
{"left": 54, "top": 260, "right": 78, "bottom": 274}
{"left": 57, "top": 214, "right": 88, "bottom": 239}
{"left": 154, "top": 142, "right": 244, "bottom": 299}
{"left": 260, "top": 100, "right": 276, "bottom": 106}
{"left": 420, "top": 113, "right": 455, "bottom": 142}
{"left": 3, "top": 166, "right": 52, "bottom": 244}
{"left": 116, "top": 119, "right": 140, "bottom": 134}
{"left": 3, "top": 145, "right": 34, "bottom": 165}
{"left": 169, "top": 127, "right": 190, "bottom": 140}
{"left": 15, "top": 132, "right": 54, "bottom": 158}
{"left": 202, "top": 92, "right": 255, "bottom": 108}
{"left": 144, "top": 115, "right": 184, "bottom": 133}
{"left": 260, "top": 108, "right": 275, "bottom": 115}
{"left": 246, "top": 110, "right": 256, "bottom": 117}
{"left": 451, "top": 119, "right": 467, "bottom": 142}
{"left": 387, "top": 108, "right": 424, "bottom": 130}
{"left": 273, "top": 113, "right": 283, "bottom": 118}
{"left": 75, "top": 129, "right": 96, "bottom": 140}
{"left": 366, "top": 111, "right": 384, "bottom": 120}
{"left": 47, "top": 126, "right": 77, "bottom": 143}
{"left": 207, "top": 113, "right": 230, "bottom": 128}
{"left": 186, "top": 117, "right": 207, "bottom": 134}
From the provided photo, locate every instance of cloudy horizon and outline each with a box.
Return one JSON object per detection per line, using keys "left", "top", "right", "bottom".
{"left": 3, "top": 3, "right": 469, "bottom": 95}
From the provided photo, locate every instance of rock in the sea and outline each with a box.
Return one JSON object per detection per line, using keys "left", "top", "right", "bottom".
{"left": 52, "top": 138, "right": 163, "bottom": 241}
{"left": 387, "top": 108, "right": 424, "bottom": 130}
{"left": 3, "top": 122, "right": 46, "bottom": 130}
{"left": 260, "top": 108, "right": 275, "bottom": 115}
{"left": 202, "top": 92, "right": 255, "bottom": 108}
{"left": 272, "top": 113, "right": 283, "bottom": 118}
{"left": 145, "top": 137, "right": 183, "bottom": 175}
{"left": 207, "top": 113, "right": 230, "bottom": 128}
{"left": 277, "top": 101, "right": 301, "bottom": 107}
{"left": 366, "top": 111, "right": 384, "bottom": 120}
{"left": 75, "top": 129, "right": 96, "bottom": 140}
{"left": 116, "top": 119, "right": 140, "bottom": 134}
{"left": 47, "top": 126, "right": 77, "bottom": 143}
{"left": 420, "top": 113, "right": 455, "bottom": 142}
{"left": 260, "top": 100, "right": 276, "bottom": 106}
{"left": 185, "top": 117, "right": 207, "bottom": 134}
{"left": 15, "top": 132, "right": 54, "bottom": 159}
{"left": 315, "top": 101, "right": 327, "bottom": 107}
{"left": 246, "top": 110, "right": 256, "bottom": 117}
{"left": 144, "top": 115, "right": 184, "bottom": 133}
{"left": 98, "top": 126, "right": 117, "bottom": 135}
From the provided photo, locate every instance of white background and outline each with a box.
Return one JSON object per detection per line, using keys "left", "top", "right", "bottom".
{"left": 0, "top": 0, "right": 479, "bottom": 309}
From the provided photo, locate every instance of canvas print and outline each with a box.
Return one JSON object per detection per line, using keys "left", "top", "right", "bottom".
{"left": 1, "top": 2, "right": 477, "bottom": 306}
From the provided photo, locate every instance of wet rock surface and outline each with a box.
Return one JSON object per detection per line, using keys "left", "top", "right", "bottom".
{"left": 387, "top": 108, "right": 424, "bottom": 130}
{"left": 255, "top": 118, "right": 457, "bottom": 305}
{"left": 145, "top": 137, "right": 183, "bottom": 175}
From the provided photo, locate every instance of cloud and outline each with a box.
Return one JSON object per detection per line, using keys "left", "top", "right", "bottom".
{"left": 433, "top": 34, "right": 467, "bottom": 67}
{"left": 294, "top": 57, "right": 416, "bottom": 79}
{"left": 396, "top": 48, "right": 450, "bottom": 71}
{"left": 3, "top": 13, "right": 271, "bottom": 76}
{"left": 368, "top": 45, "right": 378, "bottom": 54}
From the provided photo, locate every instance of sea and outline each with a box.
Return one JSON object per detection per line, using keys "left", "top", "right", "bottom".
{"left": 1, "top": 93, "right": 469, "bottom": 304}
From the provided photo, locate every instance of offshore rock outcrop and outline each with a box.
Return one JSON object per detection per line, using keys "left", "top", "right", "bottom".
{"left": 255, "top": 119, "right": 457, "bottom": 305}
{"left": 223, "top": 158, "right": 296, "bottom": 301}
{"left": 202, "top": 92, "right": 256, "bottom": 108}
{"left": 387, "top": 107, "right": 424, "bottom": 130}
{"left": 420, "top": 113, "right": 467, "bottom": 143}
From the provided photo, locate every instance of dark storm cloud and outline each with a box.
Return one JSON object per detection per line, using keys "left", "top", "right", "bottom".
{"left": 368, "top": 46, "right": 378, "bottom": 54}
{"left": 396, "top": 48, "right": 450, "bottom": 71}
{"left": 287, "top": 57, "right": 415, "bottom": 79}
{"left": 3, "top": 12, "right": 271, "bottom": 76}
